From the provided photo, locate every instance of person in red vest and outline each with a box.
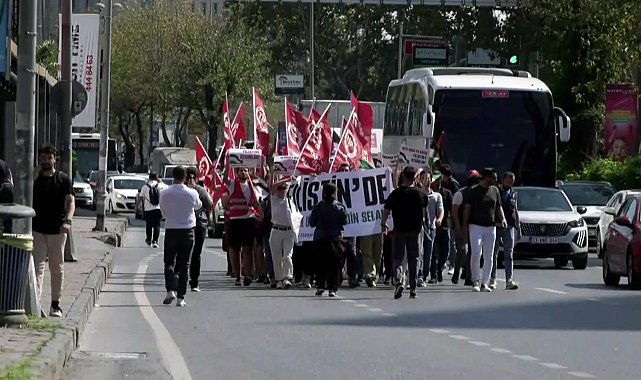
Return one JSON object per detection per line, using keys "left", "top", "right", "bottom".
{"left": 222, "top": 167, "right": 263, "bottom": 286}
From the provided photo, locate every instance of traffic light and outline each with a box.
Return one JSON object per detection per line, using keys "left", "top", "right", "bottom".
{"left": 509, "top": 55, "right": 518, "bottom": 64}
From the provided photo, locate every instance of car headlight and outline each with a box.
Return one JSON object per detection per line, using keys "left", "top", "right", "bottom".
{"left": 115, "top": 192, "right": 125, "bottom": 199}
{"left": 568, "top": 218, "right": 585, "bottom": 228}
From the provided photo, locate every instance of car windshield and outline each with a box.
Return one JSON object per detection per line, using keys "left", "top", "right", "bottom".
{"left": 515, "top": 188, "right": 573, "bottom": 212}
{"left": 113, "top": 179, "right": 146, "bottom": 190}
{"left": 560, "top": 183, "right": 614, "bottom": 206}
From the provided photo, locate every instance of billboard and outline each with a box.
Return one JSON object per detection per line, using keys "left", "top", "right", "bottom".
{"left": 58, "top": 13, "right": 100, "bottom": 129}
{"left": 0, "top": 0, "right": 9, "bottom": 78}
{"left": 604, "top": 84, "right": 638, "bottom": 162}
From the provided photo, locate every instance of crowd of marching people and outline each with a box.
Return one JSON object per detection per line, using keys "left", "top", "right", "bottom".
{"left": 205, "top": 162, "right": 521, "bottom": 300}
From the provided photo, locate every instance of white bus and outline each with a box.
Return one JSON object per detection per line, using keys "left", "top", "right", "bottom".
{"left": 72, "top": 133, "right": 117, "bottom": 178}
{"left": 384, "top": 67, "right": 571, "bottom": 186}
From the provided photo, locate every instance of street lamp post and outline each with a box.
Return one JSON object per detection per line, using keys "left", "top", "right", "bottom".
{"left": 310, "top": 3, "right": 315, "bottom": 99}
{"left": 94, "top": 0, "right": 114, "bottom": 232}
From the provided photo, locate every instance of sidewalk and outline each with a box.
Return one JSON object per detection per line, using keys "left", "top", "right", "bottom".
{"left": 0, "top": 215, "right": 128, "bottom": 380}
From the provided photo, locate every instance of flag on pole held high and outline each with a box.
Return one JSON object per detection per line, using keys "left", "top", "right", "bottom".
{"left": 296, "top": 105, "right": 333, "bottom": 175}
{"left": 231, "top": 102, "right": 246, "bottom": 144}
{"left": 284, "top": 99, "right": 304, "bottom": 156}
{"left": 331, "top": 110, "right": 364, "bottom": 172}
{"left": 253, "top": 88, "right": 271, "bottom": 158}
{"left": 350, "top": 91, "right": 374, "bottom": 165}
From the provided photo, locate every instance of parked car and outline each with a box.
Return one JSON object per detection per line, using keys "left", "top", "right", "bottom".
{"left": 512, "top": 187, "right": 589, "bottom": 269}
{"left": 86, "top": 170, "right": 120, "bottom": 189}
{"left": 601, "top": 190, "right": 641, "bottom": 239}
{"left": 602, "top": 192, "right": 641, "bottom": 289}
{"left": 73, "top": 175, "right": 94, "bottom": 208}
{"left": 558, "top": 181, "right": 615, "bottom": 258}
{"left": 106, "top": 175, "right": 148, "bottom": 213}
{"left": 208, "top": 199, "right": 224, "bottom": 238}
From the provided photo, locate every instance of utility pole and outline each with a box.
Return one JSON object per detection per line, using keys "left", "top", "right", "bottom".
{"left": 15, "top": 0, "right": 38, "bottom": 234}
{"left": 95, "top": 0, "right": 113, "bottom": 232}
{"left": 397, "top": 22, "right": 403, "bottom": 79}
{"left": 310, "top": 3, "right": 314, "bottom": 99}
{"left": 61, "top": 0, "right": 76, "bottom": 261}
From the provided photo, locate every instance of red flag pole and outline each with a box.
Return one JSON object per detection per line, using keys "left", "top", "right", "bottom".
{"left": 294, "top": 103, "right": 332, "bottom": 175}
{"left": 252, "top": 88, "right": 257, "bottom": 142}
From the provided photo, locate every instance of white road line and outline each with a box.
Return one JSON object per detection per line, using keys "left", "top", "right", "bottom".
{"left": 381, "top": 313, "right": 398, "bottom": 317}
{"left": 568, "top": 372, "right": 596, "bottom": 378}
{"left": 540, "top": 363, "right": 568, "bottom": 369}
{"left": 340, "top": 299, "right": 356, "bottom": 303}
{"left": 367, "top": 308, "right": 383, "bottom": 313}
{"left": 586, "top": 298, "right": 599, "bottom": 302}
{"left": 535, "top": 287, "right": 568, "bottom": 295}
{"left": 449, "top": 335, "right": 470, "bottom": 340}
{"left": 468, "top": 341, "right": 491, "bottom": 347}
{"left": 513, "top": 355, "right": 538, "bottom": 361}
{"left": 427, "top": 328, "right": 450, "bottom": 334}
{"left": 354, "top": 304, "right": 369, "bottom": 308}
{"left": 133, "top": 255, "right": 192, "bottom": 380}
{"left": 491, "top": 348, "right": 512, "bottom": 354}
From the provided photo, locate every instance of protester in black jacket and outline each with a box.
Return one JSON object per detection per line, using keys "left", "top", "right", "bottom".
{"left": 186, "top": 167, "right": 214, "bottom": 292}
{"left": 309, "top": 183, "right": 347, "bottom": 297}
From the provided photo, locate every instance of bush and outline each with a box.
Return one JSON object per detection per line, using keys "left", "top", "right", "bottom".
{"left": 563, "top": 156, "right": 641, "bottom": 191}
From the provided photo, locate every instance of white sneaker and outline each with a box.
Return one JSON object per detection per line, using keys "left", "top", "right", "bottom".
{"left": 176, "top": 298, "right": 186, "bottom": 307}
{"left": 481, "top": 284, "right": 492, "bottom": 292}
{"left": 191, "top": 287, "right": 201, "bottom": 292}
{"left": 448, "top": 267, "right": 455, "bottom": 275}
{"left": 506, "top": 279, "right": 519, "bottom": 290}
{"left": 152, "top": 243, "right": 159, "bottom": 248}
{"left": 472, "top": 281, "right": 481, "bottom": 292}
{"left": 283, "top": 280, "right": 292, "bottom": 290}
{"left": 276, "top": 281, "right": 283, "bottom": 289}
{"left": 163, "top": 291, "right": 176, "bottom": 305}
{"left": 49, "top": 306, "right": 63, "bottom": 318}
{"left": 489, "top": 279, "right": 497, "bottom": 289}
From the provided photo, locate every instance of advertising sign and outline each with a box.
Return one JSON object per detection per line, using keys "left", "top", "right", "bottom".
{"left": 58, "top": 13, "right": 100, "bottom": 129}
{"left": 0, "top": 0, "right": 8, "bottom": 78}
{"left": 605, "top": 84, "right": 638, "bottom": 161}
{"left": 413, "top": 41, "right": 449, "bottom": 67}
{"left": 275, "top": 74, "right": 304, "bottom": 96}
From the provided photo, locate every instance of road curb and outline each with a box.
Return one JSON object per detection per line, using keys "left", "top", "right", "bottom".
{"left": 98, "top": 217, "right": 129, "bottom": 247}
{"left": 28, "top": 219, "right": 125, "bottom": 379}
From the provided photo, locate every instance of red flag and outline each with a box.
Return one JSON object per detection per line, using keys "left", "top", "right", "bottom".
{"left": 297, "top": 106, "right": 333, "bottom": 175}
{"left": 231, "top": 102, "right": 246, "bottom": 144}
{"left": 253, "top": 88, "right": 271, "bottom": 158}
{"left": 331, "top": 111, "right": 364, "bottom": 172}
{"left": 223, "top": 98, "right": 234, "bottom": 150}
{"left": 285, "top": 99, "right": 302, "bottom": 156}
{"left": 196, "top": 137, "right": 212, "bottom": 182}
{"left": 350, "top": 91, "right": 374, "bottom": 163}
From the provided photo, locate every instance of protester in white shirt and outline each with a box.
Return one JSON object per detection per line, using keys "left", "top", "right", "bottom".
{"left": 159, "top": 166, "right": 202, "bottom": 307}
{"left": 138, "top": 172, "right": 168, "bottom": 248}
{"left": 269, "top": 179, "right": 296, "bottom": 289}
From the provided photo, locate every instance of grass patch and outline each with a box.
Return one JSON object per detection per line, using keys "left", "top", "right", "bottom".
{"left": 0, "top": 359, "right": 33, "bottom": 380}
{"left": 0, "top": 316, "right": 61, "bottom": 379}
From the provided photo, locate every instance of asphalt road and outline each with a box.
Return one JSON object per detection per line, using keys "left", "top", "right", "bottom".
{"left": 63, "top": 218, "right": 641, "bottom": 380}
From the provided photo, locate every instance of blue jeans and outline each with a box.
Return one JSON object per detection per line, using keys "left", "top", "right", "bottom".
{"left": 263, "top": 232, "right": 275, "bottom": 280}
{"left": 431, "top": 228, "right": 451, "bottom": 278}
{"left": 420, "top": 228, "right": 436, "bottom": 279}
{"left": 491, "top": 226, "right": 515, "bottom": 280}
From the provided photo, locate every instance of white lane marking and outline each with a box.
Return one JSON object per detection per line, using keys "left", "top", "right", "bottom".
{"left": 568, "top": 372, "right": 596, "bottom": 378}
{"left": 381, "top": 313, "right": 398, "bottom": 317}
{"left": 491, "top": 348, "right": 512, "bottom": 354}
{"left": 340, "top": 299, "right": 356, "bottom": 303}
{"left": 427, "top": 328, "right": 450, "bottom": 334}
{"left": 449, "top": 335, "right": 470, "bottom": 340}
{"left": 535, "top": 288, "right": 568, "bottom": 295}
{"left": 540, "top": 363, "right": 568, "bottom": 369}
{"left": 354, "top": 304, "right": 369, "bottom": 308}
{"left": 586, "top": 298, "right": 599, "bottom": 302}
{"left": 513, "top": 355, "right": 538, "bottom": 361}
{"left": 133, "top": 255, "right": 192, "bottom": 380}
{"left": 468, "top": 341, "right": 491, "bottom": 347}
{"left": 367, "top": 308, "right": 383, "bottom": 313}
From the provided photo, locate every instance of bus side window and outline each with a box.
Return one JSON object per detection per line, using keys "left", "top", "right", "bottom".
{"left": 384, "top": 87, "right": 396, "bottom": 136}
{"left": 410, "top": 84, "right": 426, "bottom": 136}
{"left": 403, "top": 84, "right": 415, "bottom": 135}
{"left": 395, "top": 85, "right": 407, "bottom": 135}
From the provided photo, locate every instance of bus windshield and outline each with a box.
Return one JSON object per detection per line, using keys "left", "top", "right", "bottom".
{"left": 433, "top": 89, "right": 554, "bottom": 186}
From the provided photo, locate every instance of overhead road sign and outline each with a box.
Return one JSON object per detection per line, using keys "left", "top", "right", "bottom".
{"left": 232, "top": 0, "right": 520, "bottom": 6}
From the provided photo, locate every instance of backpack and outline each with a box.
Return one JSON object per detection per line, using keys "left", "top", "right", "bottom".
{"left": 147, "top": 182, "right": 160, "bottom": 206}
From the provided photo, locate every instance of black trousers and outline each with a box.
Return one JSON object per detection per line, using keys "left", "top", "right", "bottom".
{"left": 164, "top": 228, "right": 195, "bottom": 298}
{"left": 189, "top": 225, "right": 207, "bottom": 288}
{"left": 144, "top": 209, "right": 163, "bottom": 243}
{"left": 315, "top": 239, "right": 345, "bottom": 291}
{"left": 392, "top": 231, "right": 420, "bottom": 290}
{"left": 382, "top": 234, "right": 393, "bottom": 278}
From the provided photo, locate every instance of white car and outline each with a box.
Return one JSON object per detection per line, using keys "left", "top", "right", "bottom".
{"left": 512, "top": 187, "right": 589, "bottom": 270}
{"left": 106, "top": 175, "right": 148, "bottom": 213}
{"left": 73, "top": 177, "right": 94, "bottom": 207}
{"left": 601, "top": 190, "right": 641, "bottom": 254}
{"left": 558, "top": 181, "right": 615, "bottom": 258}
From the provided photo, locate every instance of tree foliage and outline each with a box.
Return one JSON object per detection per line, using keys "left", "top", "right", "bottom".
{"left": 111, "top": 0, "right": 273, "bottom": 165}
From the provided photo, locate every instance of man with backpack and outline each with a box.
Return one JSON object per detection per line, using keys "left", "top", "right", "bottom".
{"left": 138, "top": 172, "right": 167, "bottom": 248}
